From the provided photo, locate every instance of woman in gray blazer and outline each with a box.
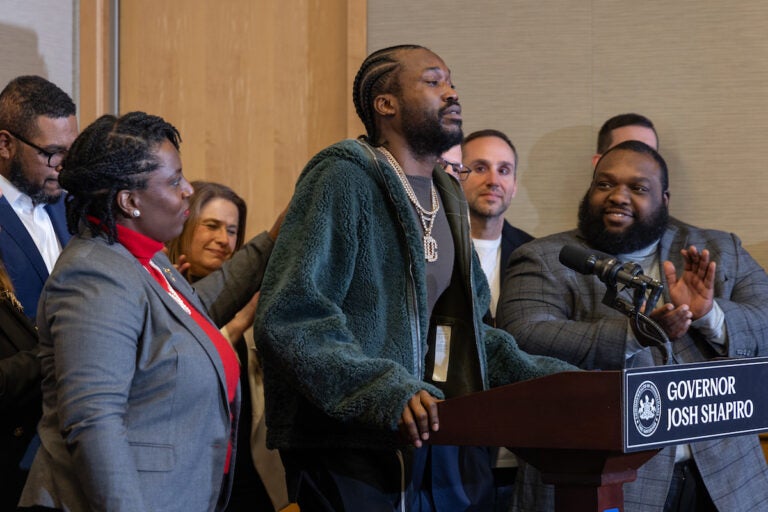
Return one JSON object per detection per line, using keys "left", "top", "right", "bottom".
{"left": 18, "top": 112, "right": 275, "bottom": 512}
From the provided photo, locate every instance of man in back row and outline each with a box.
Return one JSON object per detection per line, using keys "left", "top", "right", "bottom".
{"left": 0, "top": 76, "right": 78, "bottom": 319}
{"left": 499, "top": 136, "right": 768, "bottom": 511}
{"left": 592, "top": 112, "right": 658, "bottom": 166}
{"left": 0, "top": 75, "right": 77, "bottom": 509}
{"left": 458, "top": 129, "right": 532, "bottom": 508}
{"left": 460, "top": 129, "right": 532, "bottom": 326}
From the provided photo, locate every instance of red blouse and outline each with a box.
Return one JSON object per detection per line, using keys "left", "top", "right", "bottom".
{"left": 116, "top": 223, "right": 239, "bottom": 472}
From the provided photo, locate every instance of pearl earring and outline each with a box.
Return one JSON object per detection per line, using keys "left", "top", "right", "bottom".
{"left": 132, "top": 209, "right": 141, "bottom": 218}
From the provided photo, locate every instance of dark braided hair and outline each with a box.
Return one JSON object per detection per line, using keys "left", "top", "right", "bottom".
{"left": 0, "top": 75, "right": 76, "bottom": 139}
{"left": 60, "top": 111, "right": 181, "bottom": 243}
{"left": 352, "top": 44, "right": 426, "bottom": 145}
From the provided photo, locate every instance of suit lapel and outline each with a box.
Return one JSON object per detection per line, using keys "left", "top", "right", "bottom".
{"left": 0, "top": 196, "right": 49, "bottom": 281}
{"left": 658, "top": 221, "right": 681, "bottom": 302}
{"left": 44, "top": 196, "right": 72, "bottom": 246}
{"left": 500, "top": 221, "right": 513, "bottom": 281}
{"left": 143, "top": 253, "right": 230, "bottom": 397}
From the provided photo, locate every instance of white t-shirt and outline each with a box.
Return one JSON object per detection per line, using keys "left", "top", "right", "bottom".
{"left": 472, "top": 236, "right": 502, "bottom": 317}
{"left": 473, "top": 236, "right": 517, "bottom": 468}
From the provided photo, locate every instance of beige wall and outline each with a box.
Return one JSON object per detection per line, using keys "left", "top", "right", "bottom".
{"left": 369, "top": 0, "right": 768, "bottom": 267}
{"left": 116, "top": 0, "right": 366, "bottom": 240}
{"left": 0, "top": 0, "right": 76, "bottom": 101}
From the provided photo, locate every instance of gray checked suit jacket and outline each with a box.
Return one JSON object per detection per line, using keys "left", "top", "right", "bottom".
{"left": 19, "top": 230, "right": 274, "bottom": 512}
{"left": 498, "top": 217, "right": 768, "bottom": 512}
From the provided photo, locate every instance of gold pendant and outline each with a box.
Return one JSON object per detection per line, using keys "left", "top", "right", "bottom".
{"left": 424, "top": 235, "right": 438, "bottom": 262}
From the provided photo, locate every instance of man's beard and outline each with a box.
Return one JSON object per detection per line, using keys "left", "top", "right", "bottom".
{"left": 400, "top": 101, "right": 463, "bottom": 159}
{"left": 8, "top": 154, "right": 60, "bottom": 205}
{"left": 577, "top": 191, "right": 669, "bottom": 255}
{"left": 470, "top": 192, "right": 511, "bottom": 220}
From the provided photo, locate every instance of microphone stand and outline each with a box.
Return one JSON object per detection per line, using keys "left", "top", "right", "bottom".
{"left": 600, "top": 264, "right": 671, "bottom": 364}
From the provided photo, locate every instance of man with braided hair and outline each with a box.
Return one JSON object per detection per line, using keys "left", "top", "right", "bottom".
{"left": 0, "top": 76, "right": 78, "bottom": 319}
{"left": 255, "top": 44, "right": 575, "bottom": 511}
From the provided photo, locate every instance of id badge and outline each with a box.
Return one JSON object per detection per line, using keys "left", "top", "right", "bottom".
{"left": 431, "top": 324, "right": 452, "bottom": 382}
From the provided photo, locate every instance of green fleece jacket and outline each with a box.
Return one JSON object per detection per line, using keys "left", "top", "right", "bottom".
{"left": 254, "top": 139, "right": 574, "bottom": 450}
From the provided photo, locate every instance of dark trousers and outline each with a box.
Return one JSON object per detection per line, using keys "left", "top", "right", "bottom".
{"left": 281, "top": 445, "right": 495, "bottom": 512}
{"left": 225, "top": 339, "right": 274, "bottom": 511}
{"left": 663, "top": 460, "right": 718, "bottom": 512}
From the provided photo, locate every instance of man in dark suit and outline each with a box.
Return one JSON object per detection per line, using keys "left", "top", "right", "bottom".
{"left": 450, "top": 129, "right": 532, "bottom": 509}
{"left": 0, "top": 75, "right": 78, "bottom": 319}
{"left": 460, "top": 129, "right": 532, "bottom": 325}
{"left": 499, "top": 140, "right": 768, "bottom": 512}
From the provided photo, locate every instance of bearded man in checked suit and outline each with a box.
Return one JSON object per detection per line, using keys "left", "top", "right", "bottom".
{"left": 499, "top": 140, "right": 768, "bottom": 512}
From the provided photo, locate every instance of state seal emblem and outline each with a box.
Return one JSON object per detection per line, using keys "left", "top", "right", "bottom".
{"left": 633, "top": 380, "right": 662, "bottom": 437}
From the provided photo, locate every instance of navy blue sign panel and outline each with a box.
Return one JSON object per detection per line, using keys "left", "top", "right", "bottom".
{"left": 623, "top": 358, "right": 768, "bottom": 452}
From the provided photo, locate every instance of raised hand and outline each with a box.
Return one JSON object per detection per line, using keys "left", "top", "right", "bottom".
{"left": 663, "top": 245, "right": 716, "bottom": 320}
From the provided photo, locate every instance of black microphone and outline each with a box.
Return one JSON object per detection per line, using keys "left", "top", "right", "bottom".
{"left": 558, "top": 244, "right": 659, "bottom": 290}
{"left": 559, "top": 244, "right": 669, "bottom": 357}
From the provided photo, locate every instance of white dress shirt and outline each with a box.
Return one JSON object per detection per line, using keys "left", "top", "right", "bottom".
{"left": 0, "top": 174, "right": 62, "bottom": 272}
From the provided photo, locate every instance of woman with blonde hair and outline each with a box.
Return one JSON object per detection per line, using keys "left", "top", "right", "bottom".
{"left": 166, "top": 180, "right": 288, "bottom": 511}
{"left": 166, "top": 181, "right": 246, "bottom": 282}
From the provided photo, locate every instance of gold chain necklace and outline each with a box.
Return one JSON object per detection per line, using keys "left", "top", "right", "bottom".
{"left": 377, "top": 147, "right": 439, "bottom": 262}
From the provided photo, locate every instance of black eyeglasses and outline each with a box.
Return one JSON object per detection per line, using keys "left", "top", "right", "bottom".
{"left": 437, "top": 158, "right": 472, "bottom": 181}
{"left": 5, "top": 130, "right": 68, "bottom": 168}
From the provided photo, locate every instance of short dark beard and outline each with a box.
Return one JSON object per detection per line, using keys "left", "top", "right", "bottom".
{"left": 577, "top": 191, "right": 669, "bottom": 255}
{"left": 8, "top": 154, "right": 60, "bottom": 205}
{"left": 399, "top": 100, "right": 463, "bottom": 159}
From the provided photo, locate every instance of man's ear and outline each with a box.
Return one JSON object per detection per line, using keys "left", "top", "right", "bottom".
{"left": 0, "top": 131, "right": 15, "bottom": 160}
{"left": 116, "top": 189, "right": 139, "bottom": 218}
{"left": 373, "top": 94, "right": 397, "bottom": 117}
{"left": 663, "top": 190, "right": 670, "bottom": 207}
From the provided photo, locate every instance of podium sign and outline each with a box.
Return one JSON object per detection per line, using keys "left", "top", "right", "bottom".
{"left": 624, "top": 357, "right": 768, "bottom": 451}
{"left": 429, "top": 357, "right": 768, "bottom": 512}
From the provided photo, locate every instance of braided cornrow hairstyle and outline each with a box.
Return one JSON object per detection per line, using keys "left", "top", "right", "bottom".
{"left": 352, "top": 44, "right": 426, "bottom": 145}
{"left": 60, "top": 111, "right": 181, "bottom": 243}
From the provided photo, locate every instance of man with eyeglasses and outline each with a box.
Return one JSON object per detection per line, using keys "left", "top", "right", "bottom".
{"left": 439, "top": 130, "right": 531, "bottom": 509}
{"left": 438, "top": 143, "right": 464, "bottom": 181}
{"left": 0, "top": 75, "right": 78, "bottom": 319}
{"left": 0, "top": 75, "right": 75, "bottom": 510}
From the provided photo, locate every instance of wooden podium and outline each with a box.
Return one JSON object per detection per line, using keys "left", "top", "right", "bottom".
{"left": 428, "top": 371, "right": 651, "bottom": 512}
{"left": 427, "top": 359, "right": 768, "bottom": 512}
